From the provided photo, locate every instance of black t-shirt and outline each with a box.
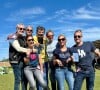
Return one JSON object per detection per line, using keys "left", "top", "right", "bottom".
{"left": 53, "top": 47, "right": 72, "bottom": 68}
{"left": 71, "top": 41, "right": 96, "bottom": 71}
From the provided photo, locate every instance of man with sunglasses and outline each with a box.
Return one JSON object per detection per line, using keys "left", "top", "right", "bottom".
{"left": 71, "top": 30, "right": 100, "bottom": 90}
{"left": 8, "top": 23, "right": 32, "bottom": 90}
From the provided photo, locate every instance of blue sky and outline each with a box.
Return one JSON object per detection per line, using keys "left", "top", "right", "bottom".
{"left": 0, "top": 0, "right": 100, "bottom": 60}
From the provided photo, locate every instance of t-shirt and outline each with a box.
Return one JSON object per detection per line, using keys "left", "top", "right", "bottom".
{"left": 46, "top": 40, "right": 57, "bottom": 60}
{"left": 33, "top": 36, "right": 47, "bottom": 62}
{"left": 53, "top": 47, "right": 72, "bottom": 67}
{"left": 28, "top": 47, "right": 40, "bottom": 67}
{"left": 71, "top": 41, "right": 96, "bottom": 71}
{"left": 29, "top": 52, "right": 39, "bottom": 67}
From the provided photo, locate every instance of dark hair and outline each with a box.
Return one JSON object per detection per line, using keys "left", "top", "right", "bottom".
{"left": 36, "top": 26, "right": 45, "bottom": 33}
{"left": 46, "top": 30, "right": 54, "bottom": 36}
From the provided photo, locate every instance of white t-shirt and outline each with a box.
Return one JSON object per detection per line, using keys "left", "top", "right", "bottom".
{"left": 46, "top": 40, "right": 57, "bottom": 61}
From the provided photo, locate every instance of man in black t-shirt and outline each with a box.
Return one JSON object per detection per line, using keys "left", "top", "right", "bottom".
{"left": 71, "top": 30, "right": 100, "bottom": 90}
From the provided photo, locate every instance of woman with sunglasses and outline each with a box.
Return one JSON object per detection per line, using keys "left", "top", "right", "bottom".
{"left": 53, "top": 35, "right": 74, "bottom": 90}
{"left": 24, "top": 35, "right": 49, "bottom": 90}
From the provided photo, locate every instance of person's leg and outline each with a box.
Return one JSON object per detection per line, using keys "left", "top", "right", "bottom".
{"left": 49, "top": 67, "right": 56, "bottom": 90}
{"left": 34, "top": 69, "right": 48, "bottom": 89}
{"left": 11, "top": 64, "right": 21, "bottom": 90}
{"left": 74, "top": 71, "right": 85, "bottom": 90}
{"left": 43, "top": 62, "right": 49, "bottom": 84}
{"left": 86, "top": 72, "right": 95, "bottom": 90}
{"left": 55, "top": 68, "right": 65, "bottom": 90}
{"left": 36, "top": 81, "right": 42, "bottom": 90}
{"left": 19, "top": 61, "right": 28, "bottom": 90}
{"left": 24, "top": 66, "right": 35, "bottom": 90}
{"left": 65, "top": 68, "right": 74, "bottom": 90}
{"left": 36, "top": 62, "right": 48, "bottom": 90}
{"left": 21, "top": 69, "right": 28, "bottom": 90}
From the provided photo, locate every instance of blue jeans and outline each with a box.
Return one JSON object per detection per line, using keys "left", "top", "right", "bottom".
{"left": 36, "top": 62, "right": 48, "bottom": 90}
{"left": 55, "top": 67, "right": 74, "bottom": 90}
{"left": 74, "top": 70, "right": 95, "bottom": 90}
{"left": 11, "top": 62, "right": 27, "bottom": 90}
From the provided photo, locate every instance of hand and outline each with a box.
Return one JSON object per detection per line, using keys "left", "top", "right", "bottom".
{"left": 35, "top": 43, "right": 40, "bottom": 47}
{"left": 56, "top": 59, "right": 63, "bottom": 66}
{"left": 66, "top": 58, "right": 72, "bottom": 63}
{"left": 24, "top": 57, "right": 29, "bottom": 64}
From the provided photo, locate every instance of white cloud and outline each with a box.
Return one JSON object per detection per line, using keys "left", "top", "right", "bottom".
{"left": 6, "top": 7, "right": 45, "bottom": 22}
{"left": 72, "top": 7, "right": 100, "bottom": 19}
{"left": 18, "top": 7, "right": 45, "bottom": 16}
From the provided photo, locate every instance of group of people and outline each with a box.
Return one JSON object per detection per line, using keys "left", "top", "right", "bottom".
{"left": 7, "top": 23, "right": 100, "bottom": 90}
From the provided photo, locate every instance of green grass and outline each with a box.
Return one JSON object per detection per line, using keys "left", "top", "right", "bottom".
{"left": 0, "top": 69, "right": 100, "bottom": 90}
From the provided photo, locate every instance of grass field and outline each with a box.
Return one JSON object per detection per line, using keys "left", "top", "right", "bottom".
{"left": 0, "top": 69, "right": 100, "bottom": 90}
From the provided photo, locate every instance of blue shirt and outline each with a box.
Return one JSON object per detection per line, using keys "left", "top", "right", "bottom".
{"left": 71, "top": 41, "right": 96, "bottom": 71}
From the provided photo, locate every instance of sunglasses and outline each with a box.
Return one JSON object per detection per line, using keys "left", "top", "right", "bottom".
{"left": 74, "top": 35, "right": 82, "bottom": 38}
{"left": 26, "top": 29, "right": 33, "bottom": 32}
{"left": 58, "top": 38, "right": 65, "bottom": 42}
{"left": 19, "top": 28, "right": 25, "bottom": 30}
{"left": 27, "top": 39, "right": 34, "bottom": 42}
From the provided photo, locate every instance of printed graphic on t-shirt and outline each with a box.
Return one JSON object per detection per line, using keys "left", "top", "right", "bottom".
{"left": 77, "top": 49, "right": 86, "bottom": 58}
{"left": 59, "top": 53, "right": 70, "bottom": 60}
{"left": 30, "top": 53, "right": 37, "bottom": 61}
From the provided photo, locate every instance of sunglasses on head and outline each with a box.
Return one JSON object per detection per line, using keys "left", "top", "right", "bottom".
{"left": 58, "top": 38, "right": 65, "bottom": 42}
{"left": 27, "top": 39, "right": 34, "bottom": 42}
{"left": 74, "top": 35, "right": 82, "bottom": 38}
{"left": 26, "top": 29, "right": 33, "bottom": 32}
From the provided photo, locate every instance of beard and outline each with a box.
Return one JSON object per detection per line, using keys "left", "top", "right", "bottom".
{"left": 37, "top": 36, "right": 43, "bottom": 44}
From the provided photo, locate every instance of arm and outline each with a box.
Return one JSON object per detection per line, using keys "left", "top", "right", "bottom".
{"left": 53, "top": 56, "right": 63, "bottom": 66}
{"left": 94, "top": 48, "right": 100, "bottom": 57}
{"left": 12, "top": 40, "right": 28, "bottom": 53}
{"left": 11, "top": 40, "right": 37, "bottom": 53}
{"left": 38, "top": 54, "right": 43, "bottom": 71}
{"left": 66, "top": 56, "right": 73, "bottom": 63}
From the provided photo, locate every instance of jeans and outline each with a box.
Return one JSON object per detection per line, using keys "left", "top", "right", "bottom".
{"left": 74, "top": 70, "right": 95, "bottom": 90}
{"left": 11, "top": 62, "right": 27, "bottom": 90}
{"left": 55, "top": 67, "right": 74, "bottom": 90}
{"left": 24, "top": 66, "right": 47, "bottom": 90}
{"left": 36, "top": 62, "right": 48, "bottom": 90}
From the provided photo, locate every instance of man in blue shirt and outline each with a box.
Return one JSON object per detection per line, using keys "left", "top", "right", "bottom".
{"left": 71, "top": 30, "right": 100, "bottom": 90}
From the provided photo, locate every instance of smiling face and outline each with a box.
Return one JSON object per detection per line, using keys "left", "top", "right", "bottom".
{"left": 26, "top": 36, "right": 34, "bottom": 48}
{"left": 46, "top": 31, "right": 54, "bottom": 42}
{"left": 16, "top": 24, "right": 25, "bottom": 35}
{"left": 74, "top": 30, "right": 83, "bottom": 44}
{"left": 58, "top": 35, "right": 66, "bottom": 47}
{"left": 26, "top": 26, "right": 33, "bottom": 36}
